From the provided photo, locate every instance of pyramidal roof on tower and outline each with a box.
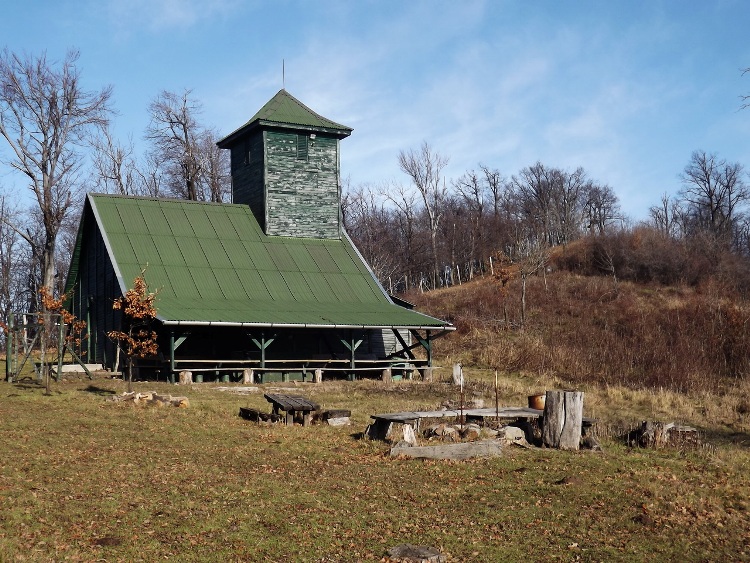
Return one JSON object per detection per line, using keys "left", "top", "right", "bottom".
{"left": 218, "top": 89, "right": 353, "bottom": 147}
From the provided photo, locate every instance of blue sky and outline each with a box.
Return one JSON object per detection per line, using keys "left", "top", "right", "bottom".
{"left": 2, "top": 0, "right": 750, "bottom": 220}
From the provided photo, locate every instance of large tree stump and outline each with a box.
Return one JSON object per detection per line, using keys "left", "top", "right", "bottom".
{"left": 542, "top": 390, "right": 584, "bottom": 450}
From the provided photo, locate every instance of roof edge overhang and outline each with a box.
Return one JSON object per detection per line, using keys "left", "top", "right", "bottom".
{"left": 218, "top": 120, "right": 352, "bottom": 148}
{"left": 158, "top": 318, "right": 455, "bottom": 331}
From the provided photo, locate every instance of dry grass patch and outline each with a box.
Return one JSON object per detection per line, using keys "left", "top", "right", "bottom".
{"left": 0, "top": 372, "right": 749, "bottom": 562}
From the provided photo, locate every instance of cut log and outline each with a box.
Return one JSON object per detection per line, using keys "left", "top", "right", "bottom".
{"left": 314, "top": 368, "right": 323, "bottom": 384}
{"left": 390, "top": 439, "right": 502, "bottom": 460}
{"left": 381, "top": 368, "right": 391, "bottom": 383}
{"left": 542, "top": 390, "right": 584, "bottom": 450}
{"left": 629, "top": 421, "right": 700, "bottom": 448}
{"left": 178, "top": 370, "right": 193, "bottom": 385}
{"left": 170, "top": 396, "right": 189, "bottom": 408}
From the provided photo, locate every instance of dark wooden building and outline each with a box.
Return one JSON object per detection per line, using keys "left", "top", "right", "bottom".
{"left": 64, "top": 90, "right": 453, "bottom": 381}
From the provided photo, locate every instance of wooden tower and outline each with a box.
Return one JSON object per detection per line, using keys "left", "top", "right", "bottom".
{"left": 217, "top": 89, "right": 352, "bottom": 239}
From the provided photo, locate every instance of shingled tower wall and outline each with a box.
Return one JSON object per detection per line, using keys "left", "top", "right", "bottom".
{"left": 217, "top": 89, "right": 352, "bottom": 239}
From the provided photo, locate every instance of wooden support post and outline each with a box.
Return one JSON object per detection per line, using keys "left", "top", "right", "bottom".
{"left": 420, "top": 367, "right": 433, "bottom": 382}
{"left": 452, "top": 363, "right": 463, "bottom": 386}
{"left": 542, "top": 390, "right": 584, "bottom": 450}
{"left": 169, "top": 330, "right": 175, "bottom": 376}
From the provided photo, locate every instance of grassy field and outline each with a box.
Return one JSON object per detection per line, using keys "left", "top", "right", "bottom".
{"left": 1, "top": 365, "right": 749, "bottom": 562}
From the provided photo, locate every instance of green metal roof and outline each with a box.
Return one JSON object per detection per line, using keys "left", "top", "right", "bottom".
{"left": 68, "top": 194, "right": 450, "bottom": 330}
{"left": 217, "top": 89, "right": 353, "bottom": 147}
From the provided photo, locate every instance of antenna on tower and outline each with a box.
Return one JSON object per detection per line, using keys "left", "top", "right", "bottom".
{"left": 282, "top": 59, "right": 285, "bottom": 90}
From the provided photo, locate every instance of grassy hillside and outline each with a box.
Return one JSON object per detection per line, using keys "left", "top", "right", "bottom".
{"left": 410, "top": 268, "right": 750, "bottom": 396}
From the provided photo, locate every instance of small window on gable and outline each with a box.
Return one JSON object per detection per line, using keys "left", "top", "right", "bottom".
{"left": 296, "top": 134, "right": 308, "bottom": 161}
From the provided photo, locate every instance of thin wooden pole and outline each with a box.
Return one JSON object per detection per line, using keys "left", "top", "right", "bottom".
{"left": 494, "top": 370, "right": 499, "bottom": 424}
{"left": 459, "top": 364, "right": 464, "bottom": 429}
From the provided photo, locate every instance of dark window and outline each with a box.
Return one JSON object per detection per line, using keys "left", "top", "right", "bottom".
{"left": 296, "top": 134, "right": 308, "bottom": 161}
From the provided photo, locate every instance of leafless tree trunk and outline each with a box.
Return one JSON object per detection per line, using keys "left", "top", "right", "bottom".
{"left": 383, "top": 181, "right": 422, "bottom": 290}
{"left": 91, "top": 127, "right": 140, "bottom": 195}
{"left": 398, "top": 142, "right": 448, "bottom": 289}
{"left": 584, "top": 183, "right": 621, "bottom": 234}
{"left": 454, "top": 169, "right": 486, "bottom": 278}
{"left": 197, "top": 127, "right": 230, "bottom": 203}
{"left": 512, "top": 239, "right": 549, "bottom": 328}
{"left": 147, "top": 89, "right": 213, "bottom": 201}
{"left": 0, "top": 48, "right": 112, "bottom": 294}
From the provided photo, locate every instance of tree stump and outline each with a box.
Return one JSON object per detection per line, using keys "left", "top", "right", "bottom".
{"left": 381, "top": 367, "right": 392, "bottom": 383}
{"left": 178, "top": 370, "right": 193, "bottom": 385}
{"left": 242, "top": 368, "right": 254, "bottom": 384}
{"left": 314, "top": 368, "right": 323, "bottom": 384}
{"left": 542, "top": 390, "right": 584, "bottom": 450}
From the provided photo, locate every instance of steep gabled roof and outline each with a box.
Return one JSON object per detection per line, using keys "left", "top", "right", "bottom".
{"left": 65, "top": 194, "right": 449, "bottom": 330}
{"left": 217, "top": 89, "right": 352, "bottom": 147}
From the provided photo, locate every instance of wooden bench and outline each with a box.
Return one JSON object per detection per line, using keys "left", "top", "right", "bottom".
{"left": 264, "top": 393, "right": 321, "bottom": 426}
{"left": 367, "top": 407, "right": 595, "bottom": 440}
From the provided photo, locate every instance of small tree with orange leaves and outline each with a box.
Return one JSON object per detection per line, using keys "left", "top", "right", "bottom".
{"left": 36, "top": 287, "right": 88, "bottom": 393}
{"left": 107, "top": 272, "right": 159, "bottom": 392}
{"left": 39, "top": 287, "right": 88, "bottom": 352}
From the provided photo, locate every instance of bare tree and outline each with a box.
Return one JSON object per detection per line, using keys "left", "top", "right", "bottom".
{"left": 554, "top": 166, "right": 588, "bottom": 246}
{"left": 0, "top": 49, "right": 112, "bottom": 293}
{"left": 649, "top": 193, "right": 684, "bottom": 238}
{"left": 91, "top": 126, "right": 140, "bottom": 195}
{"left": 398, "top": 141, "right": 449, "bottom": 288}
{"left": 479, "top": 164, "right": 505, "bottom": 218}
{"left": 197, "top": 127, "right": 230, "bottom": 203}
{"left": 510, "top": 238, "right": 549, "bottom": 328}
{"left": 453, "top": 169, "right": 486, "bottom": 278}
{"left": 512, "top": 162, "right": 557, "bottom": 245}
{"left": 343, "top": 182, "right": 399, "bottom": 285}
{"left": 584, "top": 183, "right": 621, "bottom": 234}
{"left": 0, "top": 196, "right": 23, "bottom": 346}
{"left": 382, "top": 181, "right": 423, "bottom": 290}
{"left": 146, "top": 89, "right": 203, "bottom": 201}
{"left": 679, "top": 150, "right": 748, "bottom": 247}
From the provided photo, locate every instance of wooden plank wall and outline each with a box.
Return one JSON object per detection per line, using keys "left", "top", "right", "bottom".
{"left": 265, "top": 132, "right": 341, "bottom": 239}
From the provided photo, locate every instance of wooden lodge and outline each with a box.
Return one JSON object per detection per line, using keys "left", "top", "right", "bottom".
{"left": 63, "top": 90, "right": 453, "bottom": 382}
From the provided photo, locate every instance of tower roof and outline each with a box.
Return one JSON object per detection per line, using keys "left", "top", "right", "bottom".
{"left": 217, "top": 89, "right": 352, "bottom": 148}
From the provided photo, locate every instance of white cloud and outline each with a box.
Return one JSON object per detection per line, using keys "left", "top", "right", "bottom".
{"left": 99, "top": 0, "right": 240, "bottom": 35}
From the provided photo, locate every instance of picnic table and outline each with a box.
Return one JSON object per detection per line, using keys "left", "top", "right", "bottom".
{"left": 264, "top": 393, "right": 321, "bottom": 426}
